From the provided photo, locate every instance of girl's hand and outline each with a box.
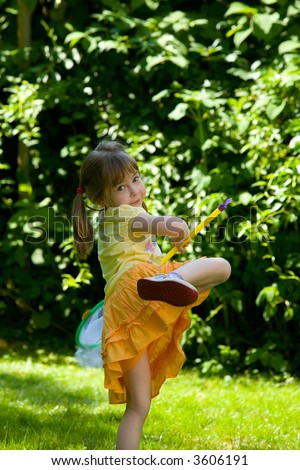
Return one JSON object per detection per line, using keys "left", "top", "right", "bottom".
{"left": 171, "top": 238, "right": 190, "bottom": 253}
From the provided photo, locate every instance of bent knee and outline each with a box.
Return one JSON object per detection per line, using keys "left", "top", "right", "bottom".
{"left": 216, "top": 257, "right": 231, "bottom": 282}
{"left": 127, "top": 399, "right": 151, "bottom": 421}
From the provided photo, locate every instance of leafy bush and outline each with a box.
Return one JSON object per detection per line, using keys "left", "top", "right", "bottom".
{"left": 0, "top": 0, "right": 299, "bottom": 376}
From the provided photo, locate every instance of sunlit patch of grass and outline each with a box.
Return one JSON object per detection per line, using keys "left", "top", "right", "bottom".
{"left": 147, "top": 371, "right": 300, "bottom": 450}
{"left": 0, "top": 353, "right": 300, "bottom": 450}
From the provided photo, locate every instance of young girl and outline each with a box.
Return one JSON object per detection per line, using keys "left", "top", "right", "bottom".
{"left": 72, "top": 140, "right": 231, "bottom": 450}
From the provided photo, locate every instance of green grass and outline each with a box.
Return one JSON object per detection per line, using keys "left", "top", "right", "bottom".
{"left": 1, "top": 351, "right": 300, "bottom": 450}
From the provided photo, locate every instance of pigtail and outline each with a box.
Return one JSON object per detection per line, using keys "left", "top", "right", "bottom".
{"left": 72, "top": 192, "right": 94, "bottom": 259}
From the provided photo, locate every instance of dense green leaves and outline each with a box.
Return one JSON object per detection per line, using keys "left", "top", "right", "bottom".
{"left": 0, "top": 0, "right": 299, "bottom": 377}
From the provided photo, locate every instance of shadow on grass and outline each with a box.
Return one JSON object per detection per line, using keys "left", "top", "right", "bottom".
{"left": 0, "top": 369, "right": 122, "bottom": 450}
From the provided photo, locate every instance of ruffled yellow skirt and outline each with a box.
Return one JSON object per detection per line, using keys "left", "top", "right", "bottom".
{"left": 102, "top": 260, "right": 210, "bottom": 404}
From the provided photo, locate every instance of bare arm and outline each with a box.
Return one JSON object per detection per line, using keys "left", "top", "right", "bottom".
{"left": 130, "top": 212, "right": 190, "bottom": 251}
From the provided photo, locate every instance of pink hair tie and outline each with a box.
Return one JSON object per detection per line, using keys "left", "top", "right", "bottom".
{"left": 76, "top": 187, "right": 85, "bottom": 194}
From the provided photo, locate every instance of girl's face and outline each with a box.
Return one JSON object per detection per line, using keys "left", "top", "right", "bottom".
{"left": 104, "top": 171, "right": 146, "bottom": 208}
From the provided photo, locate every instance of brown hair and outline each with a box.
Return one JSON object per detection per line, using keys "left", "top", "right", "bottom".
{"left": 72, "top": 140, "right": 142, "bottom": 259}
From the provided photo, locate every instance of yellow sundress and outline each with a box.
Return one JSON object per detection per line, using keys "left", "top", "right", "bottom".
{"left": 98, "top": 205, "right": 210, "bottom": 404}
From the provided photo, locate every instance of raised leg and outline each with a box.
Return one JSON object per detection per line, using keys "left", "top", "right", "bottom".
{"left": 174, "top": 257, "right": 231, "bottom": 293}
{"left": 137, "top": 257, "right": 231, "bottom": 306}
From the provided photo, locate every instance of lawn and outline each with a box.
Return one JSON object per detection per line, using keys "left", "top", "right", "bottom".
{"left": 1, "top": 350, "right": 300, "bottom": 450}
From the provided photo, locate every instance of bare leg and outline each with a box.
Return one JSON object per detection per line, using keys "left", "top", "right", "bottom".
{"left": 174, "top": 257, "right": 231, "bottom": 293}
{"left": 116, "top": 351, "right": 151, "bottom": 450}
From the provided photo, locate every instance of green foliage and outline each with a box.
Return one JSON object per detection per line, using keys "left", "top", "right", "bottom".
{"left": 1, "top": 354, "right": 300, "bottom": 449}
{"left": 0, "top": 0, "right": 299, "bottom": 376}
